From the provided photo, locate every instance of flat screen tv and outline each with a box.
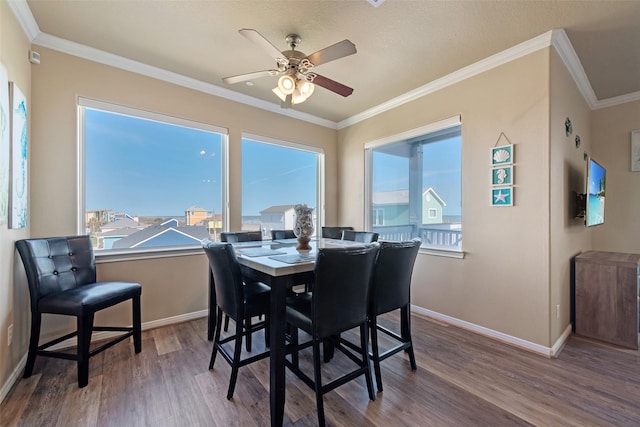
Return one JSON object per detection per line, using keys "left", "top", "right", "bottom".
{"left": 586, "top": 157, "right": 606, "bottom": 227}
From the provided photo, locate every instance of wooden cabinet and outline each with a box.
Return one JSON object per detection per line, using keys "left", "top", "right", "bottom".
{"left": 575, "top": 251, "right": 640, "bottom": 349}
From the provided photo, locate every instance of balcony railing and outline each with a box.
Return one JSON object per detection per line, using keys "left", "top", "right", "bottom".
{"left": 373, "top": 224, "right": 462, "bottom": 250}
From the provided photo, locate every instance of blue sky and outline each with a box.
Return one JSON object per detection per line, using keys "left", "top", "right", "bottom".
{"left": 86, "top": 108, "right": 460, "bottom": 218}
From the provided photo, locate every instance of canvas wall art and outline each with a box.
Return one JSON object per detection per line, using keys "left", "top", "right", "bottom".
{"left": 0, "top": 64, "right": 9, "bottom": 225}
{"left": 9, "top": 82, "right": 27, "bottom": 229}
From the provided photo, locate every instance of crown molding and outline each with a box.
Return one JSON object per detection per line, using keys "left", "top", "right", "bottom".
{"left": 9, "top": 0, "right": 638, "bottom": 130}
{"left": 550, "top": 28, "right": 598, "bottom": 109}
{"left": 6, "top": 0, "right": 40, "bottom": 41}
{"left": 338, "top": 31, "right": 555, "bottom": 129}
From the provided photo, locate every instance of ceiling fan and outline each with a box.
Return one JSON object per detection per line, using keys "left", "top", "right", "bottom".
{"left": 222, "top": 29, "right": 357, "bottom": 108}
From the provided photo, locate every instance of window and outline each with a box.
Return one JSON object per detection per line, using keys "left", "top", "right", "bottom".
{"left": 79, "top": 98, "right": 227, "bottom": 252}
{"left": 373, "top": 208, "right": 385, "bottom": 226}
{"left": 241, "top": 134, "right": 323, "bottom": 239}
{"left": 366, "top": 116, "right": 462, "bottom": 252}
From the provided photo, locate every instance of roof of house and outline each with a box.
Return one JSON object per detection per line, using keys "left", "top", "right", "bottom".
{"left": 98, "top": 227, "right": 141, "bottom": 238}
{"left": 185, "top": 205, "right": 206, "bottom": 212}
{"left": 111, "top": 223, "right": 210, "bottom": 249}
{"left": 101, "top": 217, "right": 144, "bottom": 230}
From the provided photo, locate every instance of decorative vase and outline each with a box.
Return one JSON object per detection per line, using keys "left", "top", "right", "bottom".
{"left": 293, "top": 204, "right": 314, "bottom": 252}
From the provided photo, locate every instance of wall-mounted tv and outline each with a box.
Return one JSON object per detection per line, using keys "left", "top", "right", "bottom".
{"left": 585, "top": 157, "right": 606, "bottom": 227}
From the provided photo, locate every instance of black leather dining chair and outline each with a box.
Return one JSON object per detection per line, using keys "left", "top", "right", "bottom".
{"left": 220, "top": 231, "right": 263, "bottom": 243}
{"left": 368, "top": 238, "right": 421, "bottom": 392}
{"left": 341, "top": 230, "right": 379, "bottom": 243}
{"left": 203, "top": 242, "right": 271, "bottom": 400}
{"left": 270, "top": 229, "right": 296, "bottom": 240}
{"left": 285, "top": 243, "right": 380, "bottom": 426}
{"left": 320, "top": 226, "right": 354, "bottom": 239}
{"left": 216, "top": 230, "right": 263, "bottom": 337}
{"left": 15, "top": 235, "right": 142, "bottom": 388}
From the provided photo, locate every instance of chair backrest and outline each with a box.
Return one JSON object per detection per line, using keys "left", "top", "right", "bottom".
{"left": 15, "top": 235, "right": 97, "bottom": 309}
{"left": 271, "top": 229, "right": 296, "bottom": 240}
{"left": 220, "top": 231, "right": 263, "bottom": 243}
{"left": 370, "top": 239, "right": 421, "bottom": 316}
{"left": 341, "top": 230, "right": 379, "bottom": 243}
{"left": 321, "top": 226, "right": 354, "bottom": 239}
{"left": 312, "top": 243, "right": 380, "bottom": 339}
{"left": 202, "top": 242, "right": 244, "bottom": 321}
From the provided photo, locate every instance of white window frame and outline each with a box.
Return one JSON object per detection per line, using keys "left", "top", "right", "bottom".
{"left": 364, "top": 115, "right": 463, "bottom": 258}
{"left": 78, "top": 97, "right": 229, "bottom": 260}
{"left": 241, "top": 133, "right": 325, "bottom": 231}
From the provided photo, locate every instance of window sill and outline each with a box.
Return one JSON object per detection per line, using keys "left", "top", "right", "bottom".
{"left": 418, "top": 247, "right": 465, "bottom": 259}
{"left": 95, "top": 245, "right": 204, "bottom": 264}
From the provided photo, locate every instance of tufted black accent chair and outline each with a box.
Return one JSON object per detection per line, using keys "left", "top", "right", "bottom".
{"left": 203, "top": 242, "right": 270, "bottom": 400}
{"left": 285, "top": 243, "right": 379, "bottom": 426}
{"left": 320, "top": 226, "right": 354, "bottom": 239}
{"left": 369, "top": 238, "right": 421, "bottom": 392}
{"left": 341, "top": 230, "right": 379, "bottom": 243}
{"left": 15, "top": 235, "right": 142, "bottom": 388}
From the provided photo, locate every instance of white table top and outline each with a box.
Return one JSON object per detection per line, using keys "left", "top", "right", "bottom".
{"left": 234, "top": 238, "right": 364, "bottom": 277}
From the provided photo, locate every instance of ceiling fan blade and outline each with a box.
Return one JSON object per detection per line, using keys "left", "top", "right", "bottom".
{"left": 239, "top": 28, "right": 288, "bottom": 64}
{"left": 222, "top": 69, "right": 279, "bottom": 84}
{"left": 304, "top": 40, "right": 357, "bottom": 67}
{"left": 311, "top": 74, "right": 354, "bottom": 97}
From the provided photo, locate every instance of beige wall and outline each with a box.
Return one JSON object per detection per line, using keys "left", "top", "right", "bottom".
{"left": 338, "top": 49, "right": 553, "bottom": 346}
{"left": 548, "top": 49, "right": 593, "bottom": 343}
{"left": 591, "top": 100, "right": 640, "bottom": 253}
{"left": 0, "top": 0, "right": 32, "bottom": 397}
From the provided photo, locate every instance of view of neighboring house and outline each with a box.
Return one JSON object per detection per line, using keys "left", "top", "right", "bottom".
{"left": 259, "top": 205, "right": 296, "bottom": 237}
{"left": 96, "top": 216, "right": 146, "bottom": 249}
{"left": 185, "top": 205, "right": 209, "bottom": 226}
{"left": 372, "top": 187, "right": 446, "bottom": 226}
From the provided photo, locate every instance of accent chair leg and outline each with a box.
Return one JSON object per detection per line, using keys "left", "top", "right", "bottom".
{"left": 23, "top": 312, "right": 42, "bottom": 378}
{"left": 77, "top": 313, "right": 94, "bottom": 388}
{"left": 227, "top": 320, "right": 243, "bottom": 400}
{"left": 132, "top": 295, "right": 142, "bottom": 353}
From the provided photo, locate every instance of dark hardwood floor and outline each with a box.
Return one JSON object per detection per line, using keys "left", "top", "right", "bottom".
{"left": 2, "top": 313, "right": 640, "bottom": 426}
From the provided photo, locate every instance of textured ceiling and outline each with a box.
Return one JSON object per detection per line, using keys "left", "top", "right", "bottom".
{"left": 24, "top": 0, "right": 640, "bottom": 123}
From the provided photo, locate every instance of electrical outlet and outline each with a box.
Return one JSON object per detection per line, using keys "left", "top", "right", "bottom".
{"left": 556, "top": 304, "right": 560, "bottom": 319}
{"left": 7, "top": 324, "right": 13, "bottom": 346}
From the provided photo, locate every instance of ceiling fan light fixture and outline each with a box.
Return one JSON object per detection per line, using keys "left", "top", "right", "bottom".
{"left": 298, "top": 80, "right": 315, "bottom": 97}
{"left": 277, "top": 75, "right": 296, "bottom": 95}
{"left": 272, "top": 86, "right": 287, "bottom": 102}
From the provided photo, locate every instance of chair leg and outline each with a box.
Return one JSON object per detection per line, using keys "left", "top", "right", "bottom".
{"left": 245, "top": 317, "right": 252, "bottom": 352}
{"left": 227, "top": 319, "right": 244, "bottom": 400}
{"left": 401, "top": 306, "right": 417, "bottom": 370}
{"left": 291, "top": 327, "right": 299, "bottom": 368}
{"left": 264, "top": 314, "right": 270, "bottom": 348}
{"left": 361, "top": 323, "right": 375, "bottom": 401}
{"left": 370, "top": 316, "right": 383, "bottom": 393}
{"left": 77, "top": 313, "right": 94, "bottom": 388}
{"left": 23, "top": 312, "right": 41, "bottom": 378}
{"left": 312, "top": 339, "right": 326, "bottom": 427}
{"left": 132, "top": 295, "right": 142, "bottom": 353}
{"left": 224, "top": 314, "right": 230, "bottom": 332}
{"left": 209, "top": 308, "right": 224, "bottom": 370}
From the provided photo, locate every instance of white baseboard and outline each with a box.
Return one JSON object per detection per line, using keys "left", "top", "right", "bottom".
{"left": 0, "top": 353, "right": 27, "bottom": 405}
{"left": 0, "top": 309, "right": 208, "bottom": 406}
{"left": 411, "top": 305, "right": 571, "bottom": 357}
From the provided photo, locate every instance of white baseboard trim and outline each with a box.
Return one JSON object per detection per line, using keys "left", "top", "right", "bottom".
{"left": 0, "top": 353, "right": 27, "bottom": 405}
{"left": 0, "top": 309, "right": 208, "bottom": 406}
{"left": 411, "top": 305, "right": 571, "bottom": 358}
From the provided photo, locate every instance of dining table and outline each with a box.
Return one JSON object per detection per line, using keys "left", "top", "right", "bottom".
{"left": 207, "top": 237, "right": 364, "bottom": 427}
